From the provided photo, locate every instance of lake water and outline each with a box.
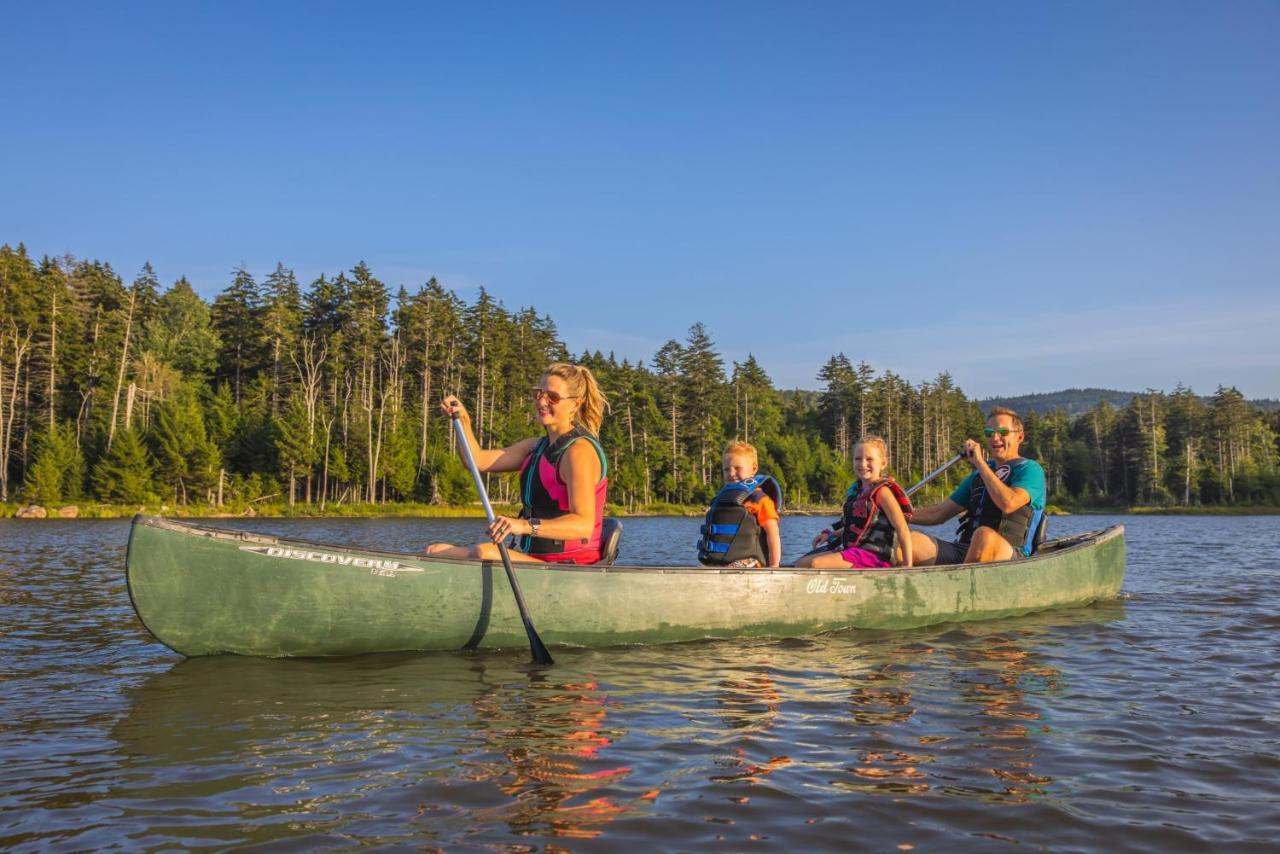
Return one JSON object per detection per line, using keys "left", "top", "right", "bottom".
{"left": 1, "top": 515, "right": 1277, "bottom": 850}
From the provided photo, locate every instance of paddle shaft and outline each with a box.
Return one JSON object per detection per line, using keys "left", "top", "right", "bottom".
{"left": 905, "top": 453, "right": 964, "bottom": 497}
{"left": 804, "top": 452, "right": 965, "bottom": 557}
{"left": 451, "top": 414, "right": 554, "bottom": 666}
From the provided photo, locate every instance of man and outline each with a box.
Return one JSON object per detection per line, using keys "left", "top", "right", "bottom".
{"left": 909, "top": 407, "right": 1046, "bottom": 565}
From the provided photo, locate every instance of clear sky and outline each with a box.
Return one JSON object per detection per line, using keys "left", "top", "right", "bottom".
{"left": 3, "top": 1, "right": 1277, "bottom": 399}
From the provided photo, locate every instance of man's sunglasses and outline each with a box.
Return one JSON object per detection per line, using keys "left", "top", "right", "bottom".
{"left": 983, "top": 427, "right": 1017, "bottom": 437}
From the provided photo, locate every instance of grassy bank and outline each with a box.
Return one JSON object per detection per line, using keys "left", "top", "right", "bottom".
{"left": 6, "top": 501, "right": 1278, "bottom": 520}
{"left": 2, "top": 501, "right": 498, "bottom": 520}
{"left": 2, "top": 500, "right": 707, "bottom": 520}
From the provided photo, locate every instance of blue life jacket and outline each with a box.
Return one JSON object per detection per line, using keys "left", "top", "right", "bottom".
{"left": 697, "top": 475, "right": 783, "bottom": 565}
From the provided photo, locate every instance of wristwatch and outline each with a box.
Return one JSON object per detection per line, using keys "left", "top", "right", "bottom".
{"left": 528, "top": 517, "right": 542, "bottom": 537}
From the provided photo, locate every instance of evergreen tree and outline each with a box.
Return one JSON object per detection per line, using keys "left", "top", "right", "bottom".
{"left": 211, "top": 267, "right": 263, "bottom": 402}
{"left": 22, "top": 421, "right": 83, "bottom": 504}
{"left": 145, "top": 277, "right": 220, "bottom": 378}
{"left": 91, "top": 426, "right": 154, "bottom": 503}
{"left": 152, "top": 383, "right": 220, "bottom": 504}
{"left": 275, "top": 398, "right": 315, "bottom": 505}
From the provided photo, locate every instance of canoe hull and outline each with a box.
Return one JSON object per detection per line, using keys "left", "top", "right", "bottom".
{"left": 126, "top": 516, "right": 1126, "bottom": 657}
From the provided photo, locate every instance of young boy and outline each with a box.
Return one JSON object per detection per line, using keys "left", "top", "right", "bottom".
{"left": 696, "top": 441, "right": 782, "bottom": 567}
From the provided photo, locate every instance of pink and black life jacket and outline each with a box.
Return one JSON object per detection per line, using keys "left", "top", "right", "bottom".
{"left": 838, "top": 478, "right": 913, "bottom": 562}
{"left": 517, "top": 426, "right": 609, "bottom": 564}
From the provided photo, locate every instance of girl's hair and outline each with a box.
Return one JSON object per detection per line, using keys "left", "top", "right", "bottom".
{"left": 854, "top": 435, "right": 889, "bottom": 469}
{"left": 722, "top": 440, "right": 759, "bottom": 467}
{"left": 545, "top": 363, "right": 610, "bottom": 435}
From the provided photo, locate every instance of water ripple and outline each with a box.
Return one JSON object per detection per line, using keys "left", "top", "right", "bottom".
{"left": 1, "top": 515, "right": 1278, "bottom": 848}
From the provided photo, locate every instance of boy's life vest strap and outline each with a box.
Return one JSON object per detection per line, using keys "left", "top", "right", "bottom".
{"left": 712, "top": 474, "right": 781, "bottom": 507}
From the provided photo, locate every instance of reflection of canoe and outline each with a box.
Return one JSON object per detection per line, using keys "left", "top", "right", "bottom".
{"left": 113, "top": 654, "right": 501, "bottom": 758}
{"left": 126, "top": 515, "right": 1125, "bottom": 658}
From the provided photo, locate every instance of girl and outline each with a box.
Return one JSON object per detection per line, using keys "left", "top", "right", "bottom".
{"left": 795, "top": 436, "right": 913, "bottom": 569}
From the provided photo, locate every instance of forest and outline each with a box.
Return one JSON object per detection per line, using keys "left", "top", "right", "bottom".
{"left": 3, "top": 242, "right": 1278, "bottom": 515}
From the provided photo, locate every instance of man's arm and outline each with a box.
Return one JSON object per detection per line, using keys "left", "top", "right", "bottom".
{"left": 910, "top": 498, "right": 964, "bottom": 526}
{"left": 971, "top": 459, "right": 1030, "bottom": 514}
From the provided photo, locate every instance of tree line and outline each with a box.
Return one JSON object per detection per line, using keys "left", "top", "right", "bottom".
{"left": 3, "top": 242, "right": 1277, "bottom": 512}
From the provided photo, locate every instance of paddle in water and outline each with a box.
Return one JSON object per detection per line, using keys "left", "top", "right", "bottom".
{"left": 450, "top": 412, "right": 554, "bottom": 666}
{"left": 804, "top": 452, "right": 964, "bottom": 558}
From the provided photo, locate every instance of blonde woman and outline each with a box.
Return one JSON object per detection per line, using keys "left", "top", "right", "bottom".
{"left": 428, "top": 363, "right": 610, "bottom": 564}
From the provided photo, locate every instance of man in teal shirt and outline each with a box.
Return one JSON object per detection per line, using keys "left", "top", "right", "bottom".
{"left": 909, "top": 407, "right": 1047, "bottom": 564}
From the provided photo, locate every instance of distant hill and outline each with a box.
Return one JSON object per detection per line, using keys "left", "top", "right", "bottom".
{"left": 981, "top": 388, "right": 1280, "bottom": 417}
{"left": 979, "top": 388, "right": 1139, "bottom": 417}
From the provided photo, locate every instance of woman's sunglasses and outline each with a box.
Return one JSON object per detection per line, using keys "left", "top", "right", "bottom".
{"left": 532, "top": 388, "right": 578, "bottom": 405}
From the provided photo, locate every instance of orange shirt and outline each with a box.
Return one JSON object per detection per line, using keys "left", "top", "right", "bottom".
{"left": 743, "top": 494, "right": 780, "bottom": 526}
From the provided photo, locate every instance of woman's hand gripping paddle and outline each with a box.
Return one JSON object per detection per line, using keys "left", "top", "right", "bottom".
{"left": 451, "top": 412, "right": 554, "bottom": 666}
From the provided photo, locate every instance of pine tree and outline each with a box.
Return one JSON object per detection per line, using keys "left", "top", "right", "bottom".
{"left": 23, "top": 421, "right": 82, "bottom": 504}
{"left": 145, "top": 277, "right": 220, "bottom": 378}
{"left": 152, "top": 384, "right": 220, "bottom": 504}
{"left": 211, "top": 267, "right": 263, "bottom": 402}
{"left": 91, "top": 426, "right": 154, "bottom": 504}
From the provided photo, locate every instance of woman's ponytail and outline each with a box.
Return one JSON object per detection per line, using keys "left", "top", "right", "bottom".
{"left": 545, "top": 362, "right": 609, "bottom": 435}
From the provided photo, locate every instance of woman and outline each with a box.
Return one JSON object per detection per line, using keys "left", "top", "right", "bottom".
{"left": 427, "top": 363, "right": 610, "bottom": 564}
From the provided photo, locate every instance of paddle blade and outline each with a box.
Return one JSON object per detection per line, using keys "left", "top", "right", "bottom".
{"left": 526, "top": 624, "right": 555, "bottom": 666}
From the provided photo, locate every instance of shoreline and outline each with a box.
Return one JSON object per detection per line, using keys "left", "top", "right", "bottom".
{"left": 5, "top": 502, "right": 1279, "bottom": 520}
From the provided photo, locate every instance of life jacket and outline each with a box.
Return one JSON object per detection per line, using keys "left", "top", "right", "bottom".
{"left": 697, "top": 475, "right": 783, "bottom": 566}
{"left": 835, "top": 478, "right": 913, "bottom": 562}
{"left": 956, "top": 457, "right": 1043, "bottom": 557}
{"left": 517, "top": 426, "right": 609, "bottom": 564}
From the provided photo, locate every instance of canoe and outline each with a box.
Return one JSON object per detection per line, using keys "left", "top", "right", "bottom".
{"left": 125, "top": 515, "right": 1126, "bottom": 658}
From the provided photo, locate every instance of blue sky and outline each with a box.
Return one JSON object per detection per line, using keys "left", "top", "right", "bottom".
{"left": 3, "top": 2, "right": 1277, "bottom": 399}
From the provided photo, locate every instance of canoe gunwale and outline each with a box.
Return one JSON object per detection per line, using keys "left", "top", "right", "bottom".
{"left": 130, "top": 514, "right": 1124, "bottom": 577}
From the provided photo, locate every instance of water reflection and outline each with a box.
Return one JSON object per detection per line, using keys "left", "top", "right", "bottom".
{"left": 828, "top": 602, "right": 1125, "bottom": 805}
{"left": 464, "top": 672, "right": 647, "bottom": 839}
{"left": 112, "top": 652, "right": 658, "bottom": 844}
{"left": 30, "top": 510, "right": 1276, "bottom": 849}
{"left": 109, "top": 608, "right": 1121, "bottom": 846}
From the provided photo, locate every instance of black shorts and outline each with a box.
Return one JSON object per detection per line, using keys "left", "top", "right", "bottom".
{"left": 925, "top": 536, "right": 969, "bottom": 566}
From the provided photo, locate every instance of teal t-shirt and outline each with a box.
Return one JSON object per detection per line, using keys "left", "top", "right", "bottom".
{"left": 949, "top": 458, "right": 1047, "bottom": 512}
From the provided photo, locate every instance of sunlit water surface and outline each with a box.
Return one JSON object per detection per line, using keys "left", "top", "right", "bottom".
{"left": 1, "top": 515, "right": 1277, "bottom": 850}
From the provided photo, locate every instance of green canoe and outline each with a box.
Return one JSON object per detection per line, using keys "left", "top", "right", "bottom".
{"left": 125, "top": 515, "right": 1126, "bottom": 658}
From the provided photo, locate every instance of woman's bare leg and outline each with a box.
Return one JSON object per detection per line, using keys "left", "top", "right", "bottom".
{"left": 426, "top": 540, "right": 543, "bottom": 562}
{"left": 425, "top": 542, "right": 472, "bottom": 558}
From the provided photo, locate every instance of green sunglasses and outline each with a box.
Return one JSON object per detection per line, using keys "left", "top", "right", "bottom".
{"left": 983, "top": 427, "right": 1016, "bottom": 437}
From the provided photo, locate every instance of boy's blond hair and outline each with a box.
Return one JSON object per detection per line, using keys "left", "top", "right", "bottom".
{"left": 722, "top": 440, "right": 758, "bottom": 468}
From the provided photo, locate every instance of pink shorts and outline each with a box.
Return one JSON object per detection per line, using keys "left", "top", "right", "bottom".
{"left": 839, "top": 546, "right": 891, "bottom": 569}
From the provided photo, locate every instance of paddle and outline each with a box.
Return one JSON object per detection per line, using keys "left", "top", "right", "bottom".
{"left": 803, "top": 453, "right": 965, "bottom": 557}
{"left": 451, "top": 413, "right": 554, "bottom": 666}
{"left": 905, "top": 453, "right": 965, "bottom": 499}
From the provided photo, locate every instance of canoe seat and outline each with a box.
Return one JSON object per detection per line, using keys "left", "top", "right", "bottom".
{"left": 1031, "top": 514, "right": 1048, "bottom": 555}
{"left": 600, "top": 517, "right": 623, "bottom": 566}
